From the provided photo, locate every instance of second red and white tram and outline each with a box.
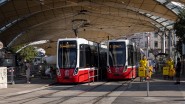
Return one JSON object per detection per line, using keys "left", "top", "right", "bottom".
{"left": 56, "top": 38, "right": 107, "bottom": 83}
{"left": 107, "top": 39, "right": 140, "bottom": 80}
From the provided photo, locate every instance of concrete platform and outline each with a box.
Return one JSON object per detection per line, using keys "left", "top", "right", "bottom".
{"left": 112, "top": 76, "right": 185, "bottom": 104}
{"left": 0, "top": 77, "right": 55, "bottom": 97}
{"left": 0, "top": 75, "right": 185, "bottom": 104}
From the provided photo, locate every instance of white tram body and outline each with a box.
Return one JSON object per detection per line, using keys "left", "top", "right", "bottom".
{"left": 56, "top": 38, "right": 106, "bottom": 83}
{"left": 107, "top": 39, "right": 139, "bottom": 80}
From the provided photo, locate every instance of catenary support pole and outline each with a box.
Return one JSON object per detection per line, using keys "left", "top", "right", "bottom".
{"left": 146, "top": 36, "right": 150, "bottom": 97}
{"left": 168, "top": 30, "right": 172, "bottom": 58}
{"left": 161, "top": 31, "right": 166, "bottom": 53}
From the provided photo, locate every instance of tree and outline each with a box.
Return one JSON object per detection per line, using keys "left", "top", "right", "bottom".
{"left": 174, "top": 9, "right": 185, "bottom": 54}
{"left": 12, "top": 45, "right": 38, "bottom": 62}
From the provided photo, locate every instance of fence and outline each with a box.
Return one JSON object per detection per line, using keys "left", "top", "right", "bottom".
{"left": 88, "top": 67, "right": 98, "bottom": 85}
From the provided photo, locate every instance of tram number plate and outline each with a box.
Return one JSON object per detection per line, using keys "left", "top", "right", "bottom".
{"left": 114, "top": 73, "right": 119, "bottom": 76}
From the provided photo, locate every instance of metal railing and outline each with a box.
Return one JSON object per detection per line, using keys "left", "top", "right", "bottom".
{"left": 88, "top": 67, "right": 98, "bottom": 85}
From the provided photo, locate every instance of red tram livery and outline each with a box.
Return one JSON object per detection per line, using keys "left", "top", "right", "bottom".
{"left": 56, "top": 38, "right": 107, "bottom": 83}
{"left": 107, "top": 39, "right": 140, "bottom": 80}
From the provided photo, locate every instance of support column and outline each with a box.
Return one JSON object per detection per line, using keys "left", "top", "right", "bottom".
{"left": 168, "top": 30, "right": 172, "bottom": 58}
{"left": 174, "top": 31, "right": 177, "bottom": 65}
{"left": 161, "top": 31, "right": 166, "bottom": 53}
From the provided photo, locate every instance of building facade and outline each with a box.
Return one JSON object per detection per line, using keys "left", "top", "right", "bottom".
{"left": 129, "top": 31, "right": 176, "bottom": 59}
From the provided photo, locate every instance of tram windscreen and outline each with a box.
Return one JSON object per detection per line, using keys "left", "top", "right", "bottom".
{"left": 58, "top": 41, "right": 77, "bottom": 68}
{"left": 109, "top": 42, "right": 126, "bottom": 67}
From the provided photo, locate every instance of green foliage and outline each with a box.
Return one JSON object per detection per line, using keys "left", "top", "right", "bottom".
{"left": 174, "top": 9, "right": 185, "bottom": 43}
{"left": 12, "top": 45, "right": 38, "bottom": 62}
{"left": 174, "top": 9, "right": 185, "bottom": 55}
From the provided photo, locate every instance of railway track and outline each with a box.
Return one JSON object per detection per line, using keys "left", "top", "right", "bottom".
{"left": 44, "top": 80, "right": 132, "bottom": 104}
{"left": 91, "top": 80, "right": 132, "bottom": 104}
{"left": 1, "top": 82, "right": 107, "bottom": 104}
{"left": 0, "top": 79, "right": 133, "bottom": 104}
{"left": 42, "top": 81, "right": 109, "bottom": 104}
{"left": 0, "top": 83, "right": 85, "bottom": 103}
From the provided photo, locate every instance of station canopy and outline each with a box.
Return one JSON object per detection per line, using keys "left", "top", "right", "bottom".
{"left": 0, "top": 0, "right": 184, "bottom": 55}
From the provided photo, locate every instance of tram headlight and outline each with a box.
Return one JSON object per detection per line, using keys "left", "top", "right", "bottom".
{"left": 56, "top": 69, "right": 61, "bottom": 76}
{"left": 73, "top": 67, "right": 79, "bottom": 75}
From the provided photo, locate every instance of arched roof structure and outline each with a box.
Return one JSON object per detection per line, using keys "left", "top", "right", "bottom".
{"left": 0, "top": 0, "right": 184, "bottom": 55}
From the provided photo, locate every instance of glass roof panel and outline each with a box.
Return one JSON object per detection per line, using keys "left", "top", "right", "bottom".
{"left": 156, "top": 0, "right": 167, "bottom": 4}
{"left": 171, "top": 1, "right": 185, "bottom": 9}
{"left": 0, "top": 0, "right": 6, "bottom": 4}
{"left": 151, "top": 22, "right": 161, "bottom": 28}
{"left": 150, "top": 16, "right": 159, "bottom": 20}
{"left": 161, "top": 22, "right": 170, "bottom": 26}
{"left": 155, "top": 0, "right": 184, "bottom": 15}
{"left": 0, "top": 26, "right": 6, "bottom": 32}
{"left": 166, "top": 2, "right": 183, "bottom": 14}
{"left": 166, "top": 25, "right": 173, "bottom": 29}
{"left": 166, "top": 3, "right": 176, "bottom": 9}
{"left": 163, "top": 22, "right": 169, "bottom": 26}
{"left": 139, "top": 11, "right": 174, "bottom": 29}
{"left": 171, "top": 8, "right": 180, "bottom": 14}
{"left": 138, "top": 11, "right": 145, "bottom": 14}
{"left": 156, "top": 18, "right": 166, "bottom": 23}
{"left": 0, "top": 0, "right": 8, "bottom": 6}
{"left": 154, "top": 0, "right": 184, "bottom": 29}
{"left": 145, "top": 13, "right": 152, "bottom": 17}
{"left": 29, "top": 40, "right": 49, "bottom": 45}
{"left": 0, "top": 18, "right": 21, "bottom": 34}
{"left": 146, "top": 13, "right": 174, "bottom": 28}
{"left": 166, "top": 20, "right": 173, "bottom": 24}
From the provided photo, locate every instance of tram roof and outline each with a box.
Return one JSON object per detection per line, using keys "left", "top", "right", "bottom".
{"left": 0, "top": 0, "right": 184, "bottom": 55}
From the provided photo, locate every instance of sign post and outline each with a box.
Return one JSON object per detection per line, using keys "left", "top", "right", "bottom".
{"left": 146, "top": 36, "right": 150, "bottom": 97}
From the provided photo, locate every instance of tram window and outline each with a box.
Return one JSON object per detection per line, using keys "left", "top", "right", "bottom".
{"left": 80, "top": 44, "right": 91, "bottom": 68}
{"left": 85, "top": 46, "right": 91, "bottom": 67}
{"left": 109, "top": 42, "right": 126, "bottom": 67}
{"left": 128, "top": 45, "right": 134, "bottom": 66}
{"left": 58, "top": 41, "right": 77, "bottom": 68}
{"left": 90, "top": 51, "right": 95, "bottom": 67}
{"left": 90, "top": 46, "right": 98, "bottom": 67}
{"left": 80, "top": 45, "right": 85, "bottom": 67}
{"left": 132, "top": 46, "right": 136, "bottom": 65}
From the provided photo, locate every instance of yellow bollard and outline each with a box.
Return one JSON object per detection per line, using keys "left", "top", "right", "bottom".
{"left": 163, "top": 67, "right": 169, "bottom": 76}
{"left": 139, "top": 67, "right": 146, "bottom": 82}
{"left": 139, "top": 67, "right": 146, "bottom": 77}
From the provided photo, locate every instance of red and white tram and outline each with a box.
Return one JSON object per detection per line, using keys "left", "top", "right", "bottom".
{"left": 107, "top": 39, "right": 140, "bottom": 80}
{"left": 56, "top": 38, "right": 106, "bottom": 83}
